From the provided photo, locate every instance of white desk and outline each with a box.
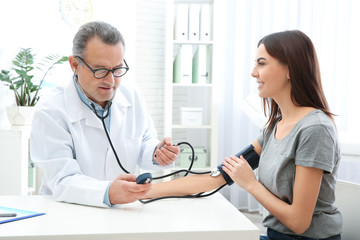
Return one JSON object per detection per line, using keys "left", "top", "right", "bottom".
{"left": 0, "top": 193, "right": 259, "bottom": 240}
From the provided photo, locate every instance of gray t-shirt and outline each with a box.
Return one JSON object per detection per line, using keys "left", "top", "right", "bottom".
{"left": 257, "top": 109, "right": 342, "bottom": 238}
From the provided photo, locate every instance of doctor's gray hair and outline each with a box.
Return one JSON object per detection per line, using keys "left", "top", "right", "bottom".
{"left": 72, "top": 21, "right": 125, "bottom": 58}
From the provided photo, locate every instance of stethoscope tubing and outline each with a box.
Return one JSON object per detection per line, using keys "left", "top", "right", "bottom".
{"left": 99, "top": 112, "right": 227, "bottom": 204}
{"left": 75, "top": 75, "right": 226, "bottom": 203}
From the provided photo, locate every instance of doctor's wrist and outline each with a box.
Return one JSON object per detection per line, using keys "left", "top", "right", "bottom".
{"left": 103, "top": 182, "right": 112, "bottom": 207}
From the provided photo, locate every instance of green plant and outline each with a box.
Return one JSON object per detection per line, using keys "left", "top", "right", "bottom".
{"left": 0, "top": 48, "right": 68, "bottom": 106}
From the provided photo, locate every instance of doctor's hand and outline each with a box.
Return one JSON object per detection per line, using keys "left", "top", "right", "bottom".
{"left": 222, "top": 155, "right": 258, "bottom": 192}
{"left": 109, "top": 174, "right": 152, "bottom": 204}
{"left": 153, "top": 137, "right": 180, "bottom": 166}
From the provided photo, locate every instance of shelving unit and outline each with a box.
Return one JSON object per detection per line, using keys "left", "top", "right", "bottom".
{"left": 164, "top": 0, "right": 218, "bottom": 172}
{"left": 0, "top": 127, "right": 37, "bottom": 195}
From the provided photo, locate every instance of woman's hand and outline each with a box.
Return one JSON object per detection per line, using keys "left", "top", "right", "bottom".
{"left": 222, "top": 155, "right": 258, "bottom": 191}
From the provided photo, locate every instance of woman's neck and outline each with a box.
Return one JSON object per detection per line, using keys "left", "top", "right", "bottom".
{"left": 273, "top": 92, "right": 313, "bottom": 123}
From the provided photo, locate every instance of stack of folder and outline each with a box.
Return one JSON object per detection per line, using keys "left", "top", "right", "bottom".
{"left": 173, "top": 45, "right": 211, "bottom": 84}
{"left": 173, "top": 4, "right": 212, "bottom": 84}
{"left": 174, "top": 4, "right": 212, "bottom": 41}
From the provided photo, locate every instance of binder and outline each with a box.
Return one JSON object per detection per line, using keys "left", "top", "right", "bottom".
{"left": 173, "top": 45, "right": 193, "bottom": 84}
{"left": 173, "top": 46, "right": 182, "bottom": 83}
{"left": 180, "top": 45, "right": 193, "bottom": 84}
{"left": 188, "top": 4, "right": 201, "bottom": 41}
{"left": 192, "top": 45, "right": 210, "bottom": 84}
{"left": 200, "top": 4, "right": 211, "bottom": 41}
{"left": 0, "top": 206, "right": 45, "bottom": 224}
{"left": 192, "top": 46, "right": 200, "bottom": 83}
{"left": 174, "top": 4, "right": 189, "bottom": 41}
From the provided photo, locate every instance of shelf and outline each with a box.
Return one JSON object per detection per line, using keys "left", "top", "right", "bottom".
{"left": 28, "top": 187, "right": 36, "bottom": 194}
{"left": 174, "top": 0, "right": 213, "bottom": 4}
{"left": 0, "top": 128, "right": 33, "bottom": 195}
{"left": 172, "top": 124, "right": 212, "bottom": 129}
{"left": 165, "top": 0, "right": 217, "bottom": 171}
{"left": 172, "top": 83, "right": 213, "bottom": 87}
{"left": 173, "top": 40, "right": 213, "bottom": 45}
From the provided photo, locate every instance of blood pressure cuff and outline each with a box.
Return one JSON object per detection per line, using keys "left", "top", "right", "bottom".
{"left": 217, "top": 144, "right": 260, "bottom": 185}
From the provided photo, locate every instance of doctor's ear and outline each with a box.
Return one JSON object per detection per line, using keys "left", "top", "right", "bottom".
{"left": 68, "top": 56, "right": 79, "bottom": 73}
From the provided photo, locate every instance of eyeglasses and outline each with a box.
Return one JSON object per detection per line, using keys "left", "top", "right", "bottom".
{"left": 76, "top": 56, "right": 129, "bottom": 79}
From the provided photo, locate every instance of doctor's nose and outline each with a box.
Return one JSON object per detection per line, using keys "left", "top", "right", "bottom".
{"left": 102, "top": 72, "right": 116, "bottom": 85}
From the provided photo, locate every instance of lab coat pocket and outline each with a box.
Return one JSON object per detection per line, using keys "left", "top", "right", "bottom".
{"left": 123, "top": 137, "right": 142, "bottom": 170}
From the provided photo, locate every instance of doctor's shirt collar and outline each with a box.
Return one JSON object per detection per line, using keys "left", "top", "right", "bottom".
{"left": 73, "top": 76, "right": 111, "bottom": 130}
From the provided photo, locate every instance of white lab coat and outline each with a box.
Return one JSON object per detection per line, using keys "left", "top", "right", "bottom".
{"left": 30, "top": 80, "right": 164, "bottom": 207}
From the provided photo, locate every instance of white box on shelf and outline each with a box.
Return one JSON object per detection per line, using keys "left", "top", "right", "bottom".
{"left": 181, "top": 107, "right": 203, "bottom": 126}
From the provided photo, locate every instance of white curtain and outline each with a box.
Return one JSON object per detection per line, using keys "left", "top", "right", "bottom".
{"left": 216, "top": 0, "right": 360, "bottom": 212}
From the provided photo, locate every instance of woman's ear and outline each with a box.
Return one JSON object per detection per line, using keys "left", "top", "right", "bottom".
{"left": 286, "top": 70, "right": 290, "bottom": 80}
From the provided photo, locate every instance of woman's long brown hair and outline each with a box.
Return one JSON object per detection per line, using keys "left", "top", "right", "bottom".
{"left": 257, "top": 30, "right": 334, "bottom": 130}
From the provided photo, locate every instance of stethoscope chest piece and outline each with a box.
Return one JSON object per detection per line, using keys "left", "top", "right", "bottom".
{"left": 136, "top": 172, "right": 153, "bottom": 184}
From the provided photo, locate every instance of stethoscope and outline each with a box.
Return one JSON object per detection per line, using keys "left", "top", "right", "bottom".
{"left": 74, "top": 74, "right": 226, "bottom": 203}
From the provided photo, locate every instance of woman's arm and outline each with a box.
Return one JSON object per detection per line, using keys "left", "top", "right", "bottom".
{"left": 252, "top": 139, "right": 262, "bottom": 156}
{"left": 247, "top": 166, "right": 322, "bottom": 234}
{"left": 144, "top": 139, "right": 261, "bottom": 199}
{"left": 223, "top": 140, "right": 323, "bottom": 234}
{"left": 144, "top": 173, "right": 226, "bottom": 199}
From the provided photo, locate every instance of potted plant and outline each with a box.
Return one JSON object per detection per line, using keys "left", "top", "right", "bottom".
{"left": 0, "top": 48, "right": 68, "bottom": 126}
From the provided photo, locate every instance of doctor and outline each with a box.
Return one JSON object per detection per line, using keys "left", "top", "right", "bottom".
{"left": 30, "top": 21, "right": 179, "bottom": 207}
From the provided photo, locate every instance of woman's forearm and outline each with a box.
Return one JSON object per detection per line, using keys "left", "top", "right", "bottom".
{"left": 246, "top": 166, "right": 323, "bottom": 234}
{"left": 144, "top": 174, "right": 226, "bottom": 199}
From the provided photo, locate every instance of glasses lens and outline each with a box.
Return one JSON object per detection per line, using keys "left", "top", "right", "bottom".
{"left": 94, "top": 69, "right": 109, "bottom": 78}
{"left": 113, "top": 68, "right": 127, "bottom": 77}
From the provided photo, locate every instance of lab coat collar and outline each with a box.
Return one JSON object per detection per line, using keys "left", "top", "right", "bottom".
{"left": 108, "top": 86, "right": 131, "bottom": 139}
{"left": 64, "top": 79, "right": 131, "bottom": 129}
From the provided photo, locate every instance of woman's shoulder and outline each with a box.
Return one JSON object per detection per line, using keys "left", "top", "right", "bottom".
{"left": 296, "top": 109, "right": 338, "bottom": 140}
{"left": 300, "top": 109, "right": 335, "bottom": 129}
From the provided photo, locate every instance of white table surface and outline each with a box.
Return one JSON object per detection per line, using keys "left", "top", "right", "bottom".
{"left": 0, "top": 193, "right": 259, "bottom": 240}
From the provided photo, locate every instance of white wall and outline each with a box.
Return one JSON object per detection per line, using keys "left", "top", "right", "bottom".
{"left": 0, "top": 1, "right": 62, "bottom": 127}
{"left": 135, "top": 0, "right": 168, "bottom": 138}
{"left": 0, "top": 0, "right": 167, "bottom": 138}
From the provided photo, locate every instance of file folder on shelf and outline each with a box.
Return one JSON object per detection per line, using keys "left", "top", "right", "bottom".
{"left": 200, "top": 4, "right": 211, "bottom": 41}
{"left": 188, "top": 4, "right": 201, "bottom": 41}
{"left": 173, "top": 46, "right": 182, "bottom": 83}
{"left": 174, "top": 4, "right": 189, "bottom": 41}
{"left": 173, "top": 45, "right": 193, "bottom": 84}
{"left": 0, "top": 206, "right": 45, "bottom": 224}
{"left": 192, "top": 45, "right": 211, "bottom": 84}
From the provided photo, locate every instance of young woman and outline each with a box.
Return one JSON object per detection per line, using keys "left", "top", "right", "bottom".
{"left": 144, "top": 30, "right": 342, "bottom": 240}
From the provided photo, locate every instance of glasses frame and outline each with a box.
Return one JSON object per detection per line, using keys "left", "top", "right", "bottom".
{"left": 76, "top": 56, "right": 129, "bottom": 79}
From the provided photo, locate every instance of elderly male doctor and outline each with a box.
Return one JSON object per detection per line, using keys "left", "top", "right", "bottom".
{"left": 30, "top": 21, "right": 179, "bottom": 207}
